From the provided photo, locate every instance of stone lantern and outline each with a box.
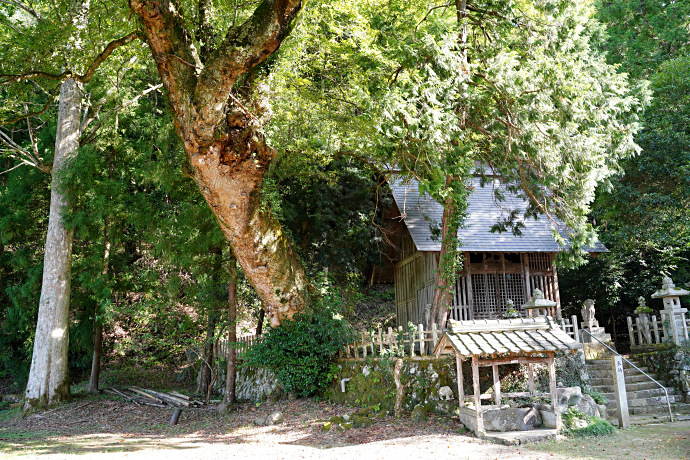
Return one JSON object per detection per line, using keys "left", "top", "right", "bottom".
{"left": 521, "top": 289, "right": 556, "bottom": 318}
{"left": 651, "top": 275, "right": 689, "bottom": 344}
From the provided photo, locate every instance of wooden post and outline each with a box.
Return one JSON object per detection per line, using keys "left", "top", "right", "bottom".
{"left": 612, "top": 356, "right": 630, "bottom": 428}
{"left": 635, "top": 317, "right": 643, "bottom": 345}
{"left": 547, "top": 352, "right": 562, "bottom": 430}
{"left": 456, "top": 353, "right": 464, "bottom": 403}
{"left": 572, "top": 315, "right": 580, "bottom": 343}
{"left": 418, "top": 324, "right": 425, "bottom": 356}
{"left": 378, "top": 328, "right": 383, "bottom": 355}
{"left": 551, "top": 254, "right": 561, "bottom": 319}
{"left": 465, "top": 253, "right": 474, "bottom": 320}
{"left": 652, "top": 315, "right": 660, "bottom": 344}
{"left": 492, "top": 363, "right": 501, "bottom": 405}
{"left": 472, "top": 355, "right": 484, "bottom": 435}
{"left": 523, "top": 253, "right": 531, "bottom": 306}
{"left": 627, "top": 316, "right": 636, "bottom": 346}
{"left": 528, "top": 363, "right": 536, "bottom": 394}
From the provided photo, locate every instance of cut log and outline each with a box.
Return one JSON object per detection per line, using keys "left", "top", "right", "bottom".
{"left": 143, "top": 389, "right": 192, "bottom": 407}
{"left": 105, "top": 388, "right": 140, "bottom": 406}
{"left": 169, "top": 391, "right": 191, "bottom": 401}
{"left": 128, "top": 387, "right": 165, "bottom": 404}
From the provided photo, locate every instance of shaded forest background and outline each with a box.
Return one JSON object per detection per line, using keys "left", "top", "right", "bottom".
{"left": 0, "top": 0, "right": 688, "bottom": 392}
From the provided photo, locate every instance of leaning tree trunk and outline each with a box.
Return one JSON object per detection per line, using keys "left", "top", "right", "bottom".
{"left": 429, "top": 177, "right": 462, "bottom": 328}
{"left": 23, "top": 78, "right": 81, "bottom": 410}
{"left": 130, "top": 0, "right": 310, "bottom": 327}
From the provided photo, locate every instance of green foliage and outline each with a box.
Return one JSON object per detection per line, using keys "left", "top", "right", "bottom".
{"left": 584, "top": 389, "right": 608, "bottom": 405}
{"left": 243, "top": 306, "right": 355, "bottom": 397}
{"left": 560, "top": 55, "right": 690, "bottom": 330}
{"left": 571, "top": 417, "right": 616, "bottom": 437}
{"left": 594, "top": 0, "right": 690, "bottom": 78}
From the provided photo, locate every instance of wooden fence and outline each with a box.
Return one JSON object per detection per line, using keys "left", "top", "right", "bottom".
{"left": 215, "top": 316, "right": 582, "bottom": 362}
{"left": 558, "top": 315, "right": 580, "bottom": 342}
{"left": 340, "top": 324, "right": 444, "bottom": 359}
{"left": 627, "top": 312, "right": 690, "bottom": 347}
{"left": 217, "top": 334, "right": 257, "bottom": 359}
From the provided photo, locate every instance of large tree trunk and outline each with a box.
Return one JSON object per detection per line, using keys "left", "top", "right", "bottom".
{"left": 23, "top": 78, "right": 81, "bottom": 410}
{"left": 130, "top": 0, "right": 310, "bottom": 327}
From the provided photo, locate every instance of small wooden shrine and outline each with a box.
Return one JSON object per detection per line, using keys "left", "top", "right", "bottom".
{"left": 433, "top": 315, "right": 581, "bottom": 435}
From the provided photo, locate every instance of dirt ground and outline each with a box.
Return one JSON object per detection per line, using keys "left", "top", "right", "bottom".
{"left": 1, "top": 394, "right": 689, "bottom": 460}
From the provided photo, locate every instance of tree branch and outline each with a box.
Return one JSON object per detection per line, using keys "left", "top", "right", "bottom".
{"left": 0, "top": 32, "right": 139, "bottom": 85}
{"left": 0, "top": 84, "right": 61, "bottom": 125}
{"left": 0, "top": 0, "right": 40, "bottom": 19}
{"left": 80, "top": 84, "right": 163, "bottom": 145}
{"left": 192, "top": 0, "right": 303, "bottom": 142}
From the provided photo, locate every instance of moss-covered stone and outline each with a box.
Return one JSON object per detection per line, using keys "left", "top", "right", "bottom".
{"left": 410, "top": 404, "right": 428, "bottom": 421}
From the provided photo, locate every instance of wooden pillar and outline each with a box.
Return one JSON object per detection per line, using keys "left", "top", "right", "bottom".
{"left": 523, "top": 253, "right": 531, "bottom": 301}
{"left": 456, "top": 353, "right": 464, "bottom": 403}
{"left": 547, "top": 352, "right": 562, "bottom": 430}
{"left": 551, "top": 254, "right": 561, "bottom": 319}
{"left": 472, "top": 355, "right": 484, "bottom": 434}
{"left": 528, "top": 363, "right": 536, "bottom": 394}
{"left": 492, "top": 363, "right": 501, "bottom": 405}
{"left": 465, "top": 253, "right": 474, "bottom": 320}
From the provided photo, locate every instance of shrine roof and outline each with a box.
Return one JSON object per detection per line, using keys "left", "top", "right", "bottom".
{"left": 433, "top": 317, "right": 581, "bottom": 358}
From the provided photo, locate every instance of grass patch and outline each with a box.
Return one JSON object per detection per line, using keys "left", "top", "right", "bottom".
{"left": 570, "top": 417, "right": 616, "bottom": 437}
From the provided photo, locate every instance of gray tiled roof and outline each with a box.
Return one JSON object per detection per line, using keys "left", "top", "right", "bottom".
{"left": 433, "top": 317, "right": 581, "bottom": 357}
{"left": 390, "top": 177, "right": 607, "bottom": 253}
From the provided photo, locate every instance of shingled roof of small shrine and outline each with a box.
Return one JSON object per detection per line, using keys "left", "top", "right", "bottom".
{"left": 433, "top": 317, "right": 581, "bottom": 358}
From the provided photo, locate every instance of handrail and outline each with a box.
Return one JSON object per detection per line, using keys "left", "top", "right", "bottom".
{"left": 580, "top": 328, "right": 673, "bottom": 423}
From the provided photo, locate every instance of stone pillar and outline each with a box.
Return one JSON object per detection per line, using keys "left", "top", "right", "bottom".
{"left": 612, "top": 356, "right": 630, "bottom": 428}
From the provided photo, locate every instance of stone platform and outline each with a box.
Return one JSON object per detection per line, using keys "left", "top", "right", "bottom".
{"left": 483, "top": 428, "right": 559, "bottom": 445}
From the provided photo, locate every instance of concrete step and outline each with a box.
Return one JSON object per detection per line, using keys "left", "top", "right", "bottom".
{"left": 610, "top": 410, "right": 690, "bottom": 426}
{"left": 586, "top": 359, "right": 645, "bottom": 370}
{"left": 589, "top": 374, "right": 660, "bottom": 386}
{"left": 591, "top": 381, "right": 669, "bottom": 393}
{"left": 587, "top": 367, "right": 653, "bottom": 379}
{"left": 604, "top": 393, "right": 683, "bottom": 409}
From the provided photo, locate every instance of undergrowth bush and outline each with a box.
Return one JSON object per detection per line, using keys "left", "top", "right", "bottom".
{"left": 243, "top": 306, "right": 355, "bottom": 397}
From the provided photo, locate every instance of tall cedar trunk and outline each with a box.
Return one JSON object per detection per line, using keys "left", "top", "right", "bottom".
{"left": 87, "top": 324, "right": 103, "bottom": 393}
{"left": 225, "top": 257, "right": 237, "bottom": 406}
{"left": 88, "top": 147, "right": 115, "bottom": 394}
{"left": 129, "top": 0, "right": 310, "bottom": 327}
{"left": 23, "top": 78, "right": 81, "bottom": 410}
{"left": 198, "top": 247, "right": 222, "bottom": 395}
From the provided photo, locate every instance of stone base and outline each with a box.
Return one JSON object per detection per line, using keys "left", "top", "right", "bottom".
{"left": 582, "top": 342, "right": 615, "bottom": 359}
{"left": 483, "top": 406, "right": 542, "bottom": 432}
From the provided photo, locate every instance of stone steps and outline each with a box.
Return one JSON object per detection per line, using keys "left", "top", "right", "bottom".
{"left": 590, "top": 374, "right": 659, "bottom": 386}
{"left": 585, "top": 357, "right": 682, "bottom": 418}
{"left": 591, "top": 380, "right": 666, "bottom": 393}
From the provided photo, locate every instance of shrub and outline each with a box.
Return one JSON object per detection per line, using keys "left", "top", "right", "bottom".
{"left": 243, "top": 306, "right": 355, "bottom": 397}
{"left": 562, "top": 406, "right": 616, "bottom": 437}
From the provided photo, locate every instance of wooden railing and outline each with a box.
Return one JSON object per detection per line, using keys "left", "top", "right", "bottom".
{"left": 340, "top": 324, "right": 443, "bottom": 359}
{"left": 558, "top": 315, "right": 580, "bottom": 342}
{"left": 627, "top": 312, "right": 690, "bottom": 347}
